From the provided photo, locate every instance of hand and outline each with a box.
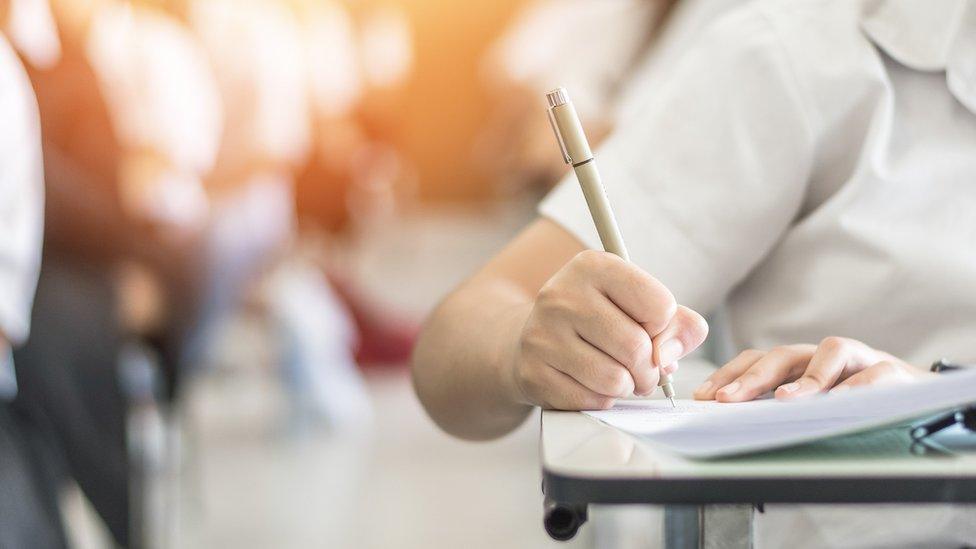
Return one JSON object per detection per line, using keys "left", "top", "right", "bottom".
{"left": 511, "top": 250, "right": 708, "bottom": 410}
{"left": 694, "top": 337, "right": 932, "bottom": 402}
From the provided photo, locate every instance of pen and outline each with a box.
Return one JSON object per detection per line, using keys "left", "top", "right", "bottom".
{"left": 545, "top": 87, "right": 676, "bottom": 408}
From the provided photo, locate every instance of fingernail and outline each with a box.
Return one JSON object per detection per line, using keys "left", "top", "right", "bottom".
{"left": 657, "top": 339, "right": 684, "bottom": 368}
{"left": 718, "top": 381, "right": 740, "bottom": 396}
{"left": 695, "top": 380, "right": 713, "bottom": 395}
{"left": 779, "top": 382, "right": 800, "bottom": 393}
{"left": 830, "top": 385, "right": 850, "bottom": 394}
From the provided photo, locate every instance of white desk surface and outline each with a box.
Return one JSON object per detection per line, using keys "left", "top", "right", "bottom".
{"left": 541, "top": 360, "right": 976, "bottom": 481}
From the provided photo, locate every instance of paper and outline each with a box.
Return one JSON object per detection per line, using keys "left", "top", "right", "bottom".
{"left": 583, "top": 370, "right": 976, "bottom": 459}
{"left": 584, "top": 399, "right": 761, "bottom": 434}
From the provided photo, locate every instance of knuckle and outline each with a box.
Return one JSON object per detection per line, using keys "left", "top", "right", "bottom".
{"left": 605, "top": 368, "right": 632, "bottom": 395}
{"left": 535, "top": 286, "right": 574, "bottom": 317}
{"left": 621, "top": 333, "right": 651, "bottom": 369}
{"left": 819, "top": 336, "right": 848, "bottom": 353}
{"left": 535, "top": 281, "right": 562, "bottom": 306}
{"left": 574, "top": 249, "right": 609, "bottom": 270}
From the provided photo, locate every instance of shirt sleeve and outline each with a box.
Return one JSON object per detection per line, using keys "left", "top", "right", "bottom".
{"left": 539, "top": 6, "right": 817, "bottom": 314}
{"left": 0, "top": 37, "right": 44, "bottom": 345}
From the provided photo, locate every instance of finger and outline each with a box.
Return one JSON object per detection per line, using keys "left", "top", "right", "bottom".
{"left": 573, "top": 293, "right": 657, "bottom": 395}
{"left": 577, "top": 251, "right": 677, "bottom": 335}
{"left": 548, "top": 336, "right": 637, "bottom": 398}
{"left": 716, "top": 345, "right": 815, "bottom": 403}
{"left": 831, "top": 361, "right": 917, "bottom": 392}
{"left": 694, "top": 349, "right": 764, "bottom": 400}
{"left": 661, "top": 361, "right": 680, "bottom": 376}
{"left": 776, "top": 337, "right": 870, "bottom": 399}
{"left": 527, "top": 363, "right": 618, "bottom": 410}
{"left": 652, "top": 305, "right": 709, "bottom": 368}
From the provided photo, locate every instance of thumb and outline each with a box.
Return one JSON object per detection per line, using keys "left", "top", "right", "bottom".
{"left": 651, "top": 305, "right": 708, "bottom": 368}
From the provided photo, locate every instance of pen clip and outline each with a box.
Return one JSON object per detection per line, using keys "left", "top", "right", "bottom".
{"left": 547, "top": 108, "right": 572, "bottom": 165}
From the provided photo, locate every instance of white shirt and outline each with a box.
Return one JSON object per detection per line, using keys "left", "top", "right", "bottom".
{"left": 541, "top": 0, "right": 976, "bottom": 545}
{"left": 542, "top": 0, "right": 976, "bottom": 367}
{"left": 0, "top": 35, "right": 44, "bottom": 398}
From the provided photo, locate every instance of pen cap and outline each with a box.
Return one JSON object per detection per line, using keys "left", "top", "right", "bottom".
{"left": 546, "top": 88, "right": 593, "bottom": 165}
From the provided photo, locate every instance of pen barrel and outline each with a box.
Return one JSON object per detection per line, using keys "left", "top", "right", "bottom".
{"left": 574, "top": 161, "right": 630, "bottom": 261}
{"left": 550, "top": 102, "right": 593, "bottom": 164}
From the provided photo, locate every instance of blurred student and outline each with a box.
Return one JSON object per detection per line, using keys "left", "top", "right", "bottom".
{"left": 290, "top": 0, "right": 418, "bottom": 368}
{"left": 413, "top": 1, "right": 976, "bottom": 544}
{"left": 171, "top": 0, "right": 304, "bottom": 385}
{"left": 0, "top": 13, "right": 55, "bottom": 547}
{"left": 14, "top": 0, "right": 221, "bottom": 545}
{"left": 188, "top": 0, "right": 376, "bottom": 428}
{"left": 478, "top": 0, "right": 739, "bottom": 195}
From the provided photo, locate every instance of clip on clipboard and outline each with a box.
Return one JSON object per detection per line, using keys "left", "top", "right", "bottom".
{"left": 911, "top": 360, "right": 976, "bottom": 441}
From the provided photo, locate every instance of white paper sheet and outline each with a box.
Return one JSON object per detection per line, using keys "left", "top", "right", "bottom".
{"left": 583, "top": 370, "right": 976, "bottom": 458}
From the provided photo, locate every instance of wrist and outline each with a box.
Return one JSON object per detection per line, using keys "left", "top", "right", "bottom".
{"left": 496, "top": 302, "right": 534, "bottom": 408}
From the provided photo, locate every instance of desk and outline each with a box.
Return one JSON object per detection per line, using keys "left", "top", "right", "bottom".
{"left": 539, "top": 361, "right": 976, "bottom": 547}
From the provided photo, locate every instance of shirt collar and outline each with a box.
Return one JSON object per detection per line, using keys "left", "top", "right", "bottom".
{"left": 861, "top": 0, "right": 976, "bottom": 113}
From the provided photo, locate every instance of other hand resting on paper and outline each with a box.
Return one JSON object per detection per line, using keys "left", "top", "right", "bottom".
{"left": 694, "top": 337, "right": 934, "bottom": 402}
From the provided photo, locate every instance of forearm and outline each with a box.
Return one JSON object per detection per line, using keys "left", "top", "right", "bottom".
{"left": 411, "top": 277, "right": 534, "bottom": 440}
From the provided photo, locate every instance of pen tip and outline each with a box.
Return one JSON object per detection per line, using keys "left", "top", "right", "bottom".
{"left": 669, "top": 397, "right": 676, "bottom": 408}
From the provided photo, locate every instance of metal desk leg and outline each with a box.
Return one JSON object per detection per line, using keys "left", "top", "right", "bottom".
{"left": 665, "top": 505, "right": 754, "bottom": 549}
{"left": 664, "top": 505, "right": 700, "bottom": 549}
{"left": 702, "top": 505, "right": 754, "bottom": 549}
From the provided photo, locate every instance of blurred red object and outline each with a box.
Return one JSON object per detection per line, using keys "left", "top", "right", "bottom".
{"left": 328, "top": 273, "right": 419, "bottom": 369}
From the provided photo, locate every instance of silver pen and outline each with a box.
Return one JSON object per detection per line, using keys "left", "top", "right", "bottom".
{"left": 546, "top": 87, "right": 677, "bottom": 407}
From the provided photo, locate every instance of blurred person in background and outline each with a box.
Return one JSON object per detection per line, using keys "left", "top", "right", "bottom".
{"left": 291, "top": 0, "right": 418, "bottom": 370}
{"left": 0, "top": 3, "right": 52, "bottom": 545}
{"left": 478, "top": 0, "right": 741, "bottom": 197}
{"left": 187, "top": 0, "right": 378, "bottom": 430}
{"left": 12, "top": 0, "right": 221, "bottom": 545}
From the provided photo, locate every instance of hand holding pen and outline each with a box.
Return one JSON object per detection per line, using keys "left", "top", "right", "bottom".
{"left": 528, "top": 87, "right": 707, "bottom": 407}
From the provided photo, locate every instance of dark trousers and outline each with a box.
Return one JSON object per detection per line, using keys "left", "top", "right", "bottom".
{"left": 0, "top": 400, "right": 67, "bottom": 549}
{"left": 12, "top": 258, "right": 131, "bottom": 548}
